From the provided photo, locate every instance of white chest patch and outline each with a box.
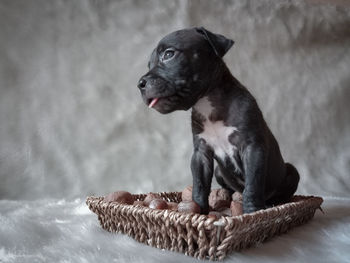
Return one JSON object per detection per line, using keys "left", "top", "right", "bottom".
{"left": 193, "top": 97, "right": 240, "bottom": 170}
{"left": 200, "top": 120, "right": 238, "bottom": 160}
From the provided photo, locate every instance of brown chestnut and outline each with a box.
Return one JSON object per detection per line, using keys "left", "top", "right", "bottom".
{"left": 104, "top": 191, "right": 134, "bottom": 204}
{"left": 208, "top": 211, "right": 222, "bottom": 220}
{"left": 177, "top": 200, "right": 201, "bottom": 214}
{"left": 230, "top": 201, "right": 243, "bottom": 216}
{"left": 181, "top": 185, "right": 193, "bottom": 201}
{"left": 143, "top": 192, "right": 161, "bottom": 206}
{"left": 209, "top": 188, "right": 231, "bottom": 210}
{"left": 167, "top": 202, "right": 178, "bottom": 211}
{"left": 149, "top": 199, "right": 168, "bottom": 210}
{"left": 133, "top": 200, "right": 145, "bottom": 206}
{"left": 231, "top": 192, "right": 243, "bottom": 202}
{"left": 219, "top": 207, "right": 232, "bottom": 217}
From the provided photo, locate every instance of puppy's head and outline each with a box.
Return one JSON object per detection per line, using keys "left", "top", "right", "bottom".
{"left": 137, "top": 27, "right": 234, "bottom": 114}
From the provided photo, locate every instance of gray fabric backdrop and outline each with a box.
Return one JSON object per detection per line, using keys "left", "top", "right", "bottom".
{"left": 0, "top": 0, "right": 349, "bottom": 200}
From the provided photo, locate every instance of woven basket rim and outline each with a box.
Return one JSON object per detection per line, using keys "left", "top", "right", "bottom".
{"left": 86, "top": 193, "right": 323, "bottom": 226}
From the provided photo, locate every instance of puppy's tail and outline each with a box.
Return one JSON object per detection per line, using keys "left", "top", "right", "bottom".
{"left": 285, "top": 163, "right": 300, "bottom": 195}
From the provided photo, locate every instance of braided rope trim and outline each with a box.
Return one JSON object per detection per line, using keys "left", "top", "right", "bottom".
{"left": 86, "top": 193, "right": 323, "bottom": 261}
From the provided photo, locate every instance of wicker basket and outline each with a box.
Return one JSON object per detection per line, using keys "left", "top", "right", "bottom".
{"left": 86, "top": 192, "right": 323, "bottom": 261}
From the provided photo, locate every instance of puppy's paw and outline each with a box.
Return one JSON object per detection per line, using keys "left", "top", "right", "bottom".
{"left": 242, "top": 202, "right": 265, "bottom": 214}
{"left": 194, "top": 199, "right": 210, "bottom": 214}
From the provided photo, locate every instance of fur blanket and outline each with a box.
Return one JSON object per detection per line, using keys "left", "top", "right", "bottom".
{"left": 0, "top": 196, "right": 349, "bottom": 262}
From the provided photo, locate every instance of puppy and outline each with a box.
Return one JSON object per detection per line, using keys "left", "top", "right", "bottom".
{"left": 137, "top": 27, "right": 299, "bottom": 214}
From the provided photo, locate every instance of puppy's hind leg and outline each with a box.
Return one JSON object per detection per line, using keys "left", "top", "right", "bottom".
{"left": 266, "top": 163, "right": 300, "bottom": 206}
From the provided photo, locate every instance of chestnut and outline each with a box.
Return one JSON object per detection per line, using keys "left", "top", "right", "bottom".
{"left": 219, "top": 207, "right": 232, "bottom": 217}
{"left": 133, "top": 200, "right": 145, "bottom": 206}
{"left": 178, "top": 200, "right": 201, "bottom": 214}
{"left": 149, "top": 199, "right": 168, "bottom": 210}
{"left": 104, "top": 191, "right": 133, "bottom": 204}
{"left": 208, "top": 211, "right": 222, "bottom": 220}
{"left": 181, "top": 185, "right": 193, "bottom": 201}
{"left": 231, "top": 192, "right": 243, "bottom": 202}
{"left": 143, "top": 193, "right": 161, "bottom": 206}
{"left": 167, "top": 202, "right": 178, "bottom": 211}
{"left": 209, "top": 188, "right": 231, "bottom": 210}
{"left": 230, "top": 201, "right": 243, "bottom": 216}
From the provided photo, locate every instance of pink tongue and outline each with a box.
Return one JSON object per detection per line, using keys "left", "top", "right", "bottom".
{"left": 148, "top": 98, "right": 159, "bottom": 108}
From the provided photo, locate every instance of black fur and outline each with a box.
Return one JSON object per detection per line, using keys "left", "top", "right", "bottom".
{"left": 137, "top": 27, "right": 300, "bottom": 214}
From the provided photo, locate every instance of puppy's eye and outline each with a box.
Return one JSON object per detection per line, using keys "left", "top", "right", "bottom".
{"left": 163, "top": 49, "right": 175, "bottom": 61}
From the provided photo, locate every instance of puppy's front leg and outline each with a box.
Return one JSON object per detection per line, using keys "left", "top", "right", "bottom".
{"left": 191, "top": 138, "right": 214, "bottom": 214}
{"left": 242, "top": 144, "right": 266, "bottom": 213}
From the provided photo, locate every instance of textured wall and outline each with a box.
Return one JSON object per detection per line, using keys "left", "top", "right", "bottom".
{"left": 0, "top": 0, "right": 349, "bottom": 200}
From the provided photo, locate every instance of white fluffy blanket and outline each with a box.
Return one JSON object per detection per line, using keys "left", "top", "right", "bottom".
{"left": 0, "top": 196, "right": 349, "bottom": 263}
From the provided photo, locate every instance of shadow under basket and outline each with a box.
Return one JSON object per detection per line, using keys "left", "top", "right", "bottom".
{"left": 86, "top": 193, "right": 323, "bottom": 261}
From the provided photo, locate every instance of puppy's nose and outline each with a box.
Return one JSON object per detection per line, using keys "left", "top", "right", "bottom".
{"left": 138, "top": 78, "right": 147, "bottom": 89}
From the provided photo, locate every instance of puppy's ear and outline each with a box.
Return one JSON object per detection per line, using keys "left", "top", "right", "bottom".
{"left": 195, "top": 27, "right": 234, "bottom": 57}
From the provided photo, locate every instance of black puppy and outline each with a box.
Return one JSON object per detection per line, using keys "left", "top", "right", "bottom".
{"left": 137, "top": 27, "right": 300, "bottom": 214}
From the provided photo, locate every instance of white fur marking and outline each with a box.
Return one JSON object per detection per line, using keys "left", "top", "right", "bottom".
{"left": 193, "top": 96, "right": 213, "bottom": 118}
{"left": 194, "top": 97, "right": 241, "bottom": 172}
{"left": 200, "top": 120, "right": 238, "bottom": 159}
